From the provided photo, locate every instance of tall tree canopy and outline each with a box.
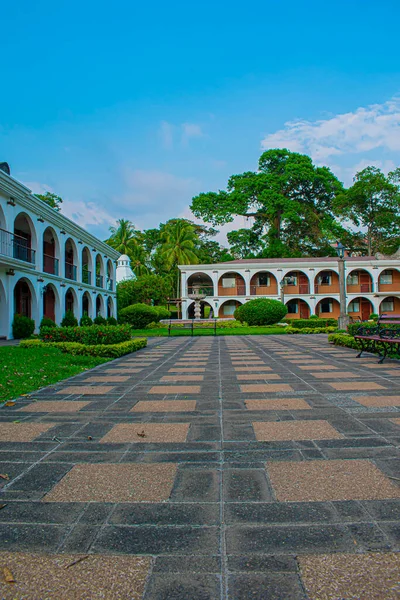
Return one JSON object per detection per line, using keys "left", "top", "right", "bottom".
{"left": 191, "top": 149, "right": 344, "bottom": 257}
{"left": 36, "top": 192, "right": 63, "bottom": 212}
{"left": 105, "top": 219, "right": 149, "bottom": 275}
{"left": 333, "top": 166, "right": 400, "bottom": 255}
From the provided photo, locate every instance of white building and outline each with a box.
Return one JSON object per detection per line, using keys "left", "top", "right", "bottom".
{"left": 179, "top": 256, "right": 400, "bottom": 320}
{"left": 0, "top": 163, "right": 119, "bottom": 339}
{"left": 116, "top": 254, "right": 136, "bottom": 283}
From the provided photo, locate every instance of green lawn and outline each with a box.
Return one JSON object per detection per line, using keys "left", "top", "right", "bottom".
{"left": 0, "top": 346, "right": 109, "bottom": 402}
{"left": 132, "top": 326, "right": 286, "bottom": 336}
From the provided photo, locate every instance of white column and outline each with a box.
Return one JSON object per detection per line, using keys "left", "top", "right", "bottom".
{"left": 243, "top": 270, "right": 251, "bottom": 296}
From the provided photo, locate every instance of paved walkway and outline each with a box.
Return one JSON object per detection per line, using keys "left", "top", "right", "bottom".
{"left": 0, "top": 335, "right": 399, "bottom": 599}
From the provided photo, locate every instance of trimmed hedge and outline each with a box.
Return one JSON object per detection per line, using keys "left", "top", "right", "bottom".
{"left": 328, "top": 333, "right": 360, "bottom": 349}
{"left": 40, "top": 325, "right": 132, "bottom": 345}
{"left": 12, "top": 314, "right": 35, "bottom": 339}
{"left": 61, "top": 310, "right": 78, "bottom": 327}
{"left": 235, "top": 298, "right": 287, "bottom": 326}
{"left": 21, "top": 338, "right": 147, "bottom": 357}
{"left": 289, "top": 318, "right": 338, "bottom": 329}
{"left": 154, "top": 306, "right": 171, "bottom": 320}
{"left": 119, "top": 304, "right": 160, "bottom": 329}
{"left": 286, "top": 326, "right": 337, "bottom": 334}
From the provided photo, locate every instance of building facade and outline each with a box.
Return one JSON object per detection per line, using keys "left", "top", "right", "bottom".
{"left": 0, "top": 164, "right": 119, "bottom": 339}
{"left": 179, "top": 256, "right": 400, "bottom": 320}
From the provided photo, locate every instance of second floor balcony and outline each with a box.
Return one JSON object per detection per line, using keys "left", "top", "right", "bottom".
{"left": 96, "top": 274, "right": 104, "bottom": 288}
{"left": 0, "top": 227, "right": 36, "bottom": 265}
{"left": 82, "top": 269, "right": 92, "bottom": 285}
{"left": 43, "top": 254, "right": 59, "bottom": 276}
{"left": 65, "top": 262, "right": 77, "bottom": 281}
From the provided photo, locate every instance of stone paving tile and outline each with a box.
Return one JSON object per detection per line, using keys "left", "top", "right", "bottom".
{"left": 84, "top": 375, "right": 130, "bottom": 382}
{"left": 148, "top": 385, "right": 201, "bottom": 394}
{"left": 56, "top": 386, "right": 115, "bottom": 395}
{"left": 245, "top": 398, "right": 312, "bottom": 410}
{"left": 19, "top": 401, "right": 90, "bottom": 413}
{"left": 0, "top": 423, "right": 57, "bottom": 442}
{"left": 298, "top": 553, "right": 400, "bottom": 600}
{"left": 328, "top": 382, "right": 385, "bottom": 390}
{"left": 0, "top": 552, "right": 151, "bottom": 600}
{"left": 234, "top": 366, "right": 272, "bottom": 371}
{"left": 131, "top": 400, "right": 197, "bottom": 412}
{"left": 240, "top": 384, "right": 294, "bottom": 393}
{"left": 168, "top": 367, "right": 205, "bottom": 372}
{"left": 352, "top": 395, "right": 400, "bottom": 407}
{"left": 253, "top": 420, "right": 343, "bottom": 441}
{"left": 43, "top": 463, "right": 178, "bottom": 502}
{"left": 100, "top": 423, "right": 190, "bottom": 443}
{"left": 236, "top": 374, "right": 281, "bottom": 380}
{"left": 160, "top": 375, "right": 204, "bottom": 381}
{"left": 267, "top": 459, "right": 400, "bottom": 501}
{"left": 310, "top": 371, "right": 360, "bottom": 378}
{"left": 103, "top": 368, "right": 143, "bottom": 374}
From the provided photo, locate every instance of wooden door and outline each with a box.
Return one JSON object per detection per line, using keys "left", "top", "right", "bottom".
{"left": 360, "top": 272, "right": 371, "bottom": 293}
{"left": 300, "top": 301, "right": 309, "bottom": 319}
{"left": 299, "top": 274, "right": 309, "bottom": 294}
{"left": 361, "top": 300, "right": 371, "bottom": 321}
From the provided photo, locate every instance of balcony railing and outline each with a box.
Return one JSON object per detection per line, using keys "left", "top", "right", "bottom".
{"left": 96, "top": 274, "right": 104, "bottom": 288}
{"left": 347, "top": 282, "right": 373, "bottom": 293}
{"left": 250, "top": 285, "right": 277, "bottom": 295}
{"left": 187, "top": 286, "right": 214, "bottom": 296}
{"left": 43, "top": 254, "right": 59, "bottom": 275}
{"left": 82, "top": 269, "right": 92, "bottom": 285}
{"left": 283, "top": 284, "right": 310, "bottom": 294}
{"left": 0, "top": 228, "right": 36, "bottom": 264}
{"left": 218, "top": 286, "right": 246, "bottom": 296}
{"left": 107, "top": 278, "right": 114, "bottom": 291}
{"left": 65, "top": 262, "right": 77, "bottom": 281}
{"left": 315, "top": 283, "right": 340, "bottom": 294}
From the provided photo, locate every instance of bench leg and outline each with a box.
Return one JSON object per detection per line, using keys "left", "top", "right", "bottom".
{"left": 378, "top": 342, "right": 390, "bottom": 364}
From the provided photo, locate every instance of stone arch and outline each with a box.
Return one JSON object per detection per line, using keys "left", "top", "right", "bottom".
{"left": 82, "top": 291, "right": 92, "bottom": 318}
{"left": 187, "top": 272, "right": 214, "bottom": 296}
{"left": 65, "top": 238, "right": 78, "bottom": 281}
{"left": 96, "top": 294, "right": 105, "bottom": 317}
{"left": 64, "top": 287, "right": 78, "bottom": 317}
{"left": 43, "top": 283, "right": 60, "bottom": 323}
{"left": 378, "top": 268, "right": 400, "bottom": 293}
{"left": 378, "top": 296, "right": 400, "bottom": 314}
{"left": 347, "top": 296, "right": 374, "bottom": 321}
{"left": 285, "top": 297, "right": 310, "bottom": 319}
{"left": 95, "top": 254, "right": 105, "bottom": 288}
{"left": 43, "top": 226, "right": 60, "bottom": 275}
{"left": 107, "top": 296, "right": 115, "bottom": 318}
{"left": 218, "top": 272, "right": 246, "bottom": 296}
{"left": 13, "top": 212, "right": 37, "bottom": 264}
{"left": 346, "top": 268, "right": 373, "bottom": 293}
{"left": 106, "top": 259, "right": 114, "bottom": 291}
{"left": 315, "top": 297, "right": 340, "bottom": 319}
{"left": 282, "top": 270, "right": 310, "bottom": 295}
{"left": 218, "top": 299, "right": 242, "bottom": 318}
{"left": 250, "top": 271, "right": 278, "bottom": 295}
{"left": 187, "top": 299, "right": 214, "bottom": 319}
{"left": 314, "top": 269, "right": 340, "bottom": 294}
{"left": 13, "top": 277, "right": 36, "bottom": 319}
{"left": 82, "top": 246, "right": 93, "bottom": 285}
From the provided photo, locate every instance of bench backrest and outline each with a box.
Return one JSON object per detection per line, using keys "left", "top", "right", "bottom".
{"left": 378, "top": 313, "right": 400, "bottom": 326}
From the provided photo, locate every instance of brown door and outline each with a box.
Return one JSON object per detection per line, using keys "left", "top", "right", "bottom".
{"left": 361, "top": 300, "right": 371, "bottom": 321}
{"left": 300, "top": 301, "right": 309, "bottom": 319}
{"left": 43, "top": 288, "right": 56, "bottom": 322}
{"left": 360, "top": 272, "right": 371, "bottom": 293}
{"left": 299, "top": 274, "right": 309, "bottom": 294}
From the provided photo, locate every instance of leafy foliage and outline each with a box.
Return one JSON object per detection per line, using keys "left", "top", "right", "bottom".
{"left": 93, "top": 315, "right": 107, "bottom": 325}
{"left": 234, "top": 298, "right": 288, "bottom": 326}
{"left": 61, "top": 310, "right": 78, "bottom": 327}
{"left": 21, "top": 338, "right": 147, "bottom": 358}
{"left": 36, "top": 192, "right": 63, "bottom": 212}
{"left": 12, "top": 315, "right": 35, "bottom": 339}
{"left": 40, "top": 325, "right": 132, "bottom": 345}
{"left": 80, "top": 314, "right": 93, "bottom": 326}
{"left": 117, "top": 274, "right": 173, "bottom": 310}
{"left": 39, "top": 317, "right": 57, "bottom": 332}
{"left": 289, "top": 318, "right": 337, "bottom": 329}
{"left": 119, "top": 303, "right": 161, "bottom": 329}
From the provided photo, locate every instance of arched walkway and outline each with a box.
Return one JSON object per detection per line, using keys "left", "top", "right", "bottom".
{"left": 347, "top": 297, "right": 374, "bottom": 321}
{"left": 14, "top": 213, "right": 36, "bottom": 264}
{"left": 82, "top": 247, "right": 92, "bottom": 285}
{"left": 314, "top": 270, "right": 339, "bottom": 294}
{"left": 14, "top": 278, "right": 33, "bottom": 318}
{"left": 347, "top": 269, "right": 373, "bottom": 294}
{"left": 315, "top": 297, "right": 340, "bottom": 319}
{"left": 187, "top": 272, "right": 214, "bottom": 296}
{"left": 188, "top": 300, "right": 214, "bottom": 319}
{"left": 107, "top": 259, "right": 114, "bottom": 291}
{"left": 219, "top": 299, "right": 242, "bottom": 318}
{"left": 96, "top": 294, "right": 105, "bottom": 317}
{"left": 250, "top": 271, "right": 277, "bottom": 295}
{"left": 379, "top": 296, "right": 400, "bottom": 315}
{"left": 65, "top": 287, "right": 78, "bottom": 316}
{"left": 82, "top": 291, "right": 92, "bottom": 318}
{"left": 283, "top": 271, "right": 310, "bottom": 295}
{"left": 65, "top": 238, "right": 78, "bottom": 281}
{"left": 218, "top": 273, "right": 245, "bottom": 296}
{"left": 96, "top": 255, "right": 105, "bottom": 288}
{"left": 43, "top": 284, "right": 58, "bottom": 322}
{"left": 107, "top": 297, "right": 115, "bottom": 318}
{"left": 285, "top": 298, "right": 310, "bottom": 319}
{"left": 43, "top": 227, "right": 60, "bottom": 275}
{"left": 378, "top": 269, "right": 400, "bottom": 293}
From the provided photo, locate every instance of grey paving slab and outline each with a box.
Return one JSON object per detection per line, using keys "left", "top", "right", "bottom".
{"left": 0, "top": 335, "right": 399, "bottom": 599}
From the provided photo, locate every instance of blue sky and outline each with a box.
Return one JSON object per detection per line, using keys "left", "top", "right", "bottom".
{"left": 1, "top": 0, "right": 400, "bottom": 242}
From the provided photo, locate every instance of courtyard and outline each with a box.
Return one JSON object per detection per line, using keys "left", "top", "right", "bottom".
{"left": 0, "top": 335, "right": 399, "bottom": 599}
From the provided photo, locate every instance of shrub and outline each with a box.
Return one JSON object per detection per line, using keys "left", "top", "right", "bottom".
{"left": 286, "top": 326, "right": 337, "bottom": 334}
{"left": 234, "top": 298, "right": 287, "bottom": 326}
{"left": 119, "top": 303, "right": 160, "bottom": 329}
{"left": 328, "top": 333, "right": 360, "bottom": 350}
{"left": 61, "top": 310, "right": 78, "bottom": 327}
{"left": 309, "top": 314, "right": 320, "bottom": 320}
{"left": 40, "top": 324, "right": 132, "bottom": 345}
{"left": 289, "top": 318, "right": 338, "bottom": 329}
{"left": 12, "top": 314, "right": 35, "bottom": 339}
{"left": 369, "top": 313, "right": 379, "bottom": 321}
{"left": 80, "top": 314, "right": 93, "bottom": 327}
{"left": 21, "top": 338, "right": 147, "bottom": 357}
{"left": 39, "top": 317, "right": 57, "bottom": 332}
{"left": 154, "top": 306, "right": 171, "bottom": 320}
{"left": 93, "top": 315, "right": 107, "bottom": 325}
{"left": 107, "top": 316, "right": 118, "bottom": 326}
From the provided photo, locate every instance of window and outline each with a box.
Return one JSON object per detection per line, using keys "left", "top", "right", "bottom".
{"left": 287, "top": 301, "right": 298, "bottom": 314}
{"left": 320, "top": 300, "right": 332, "bottom": 313}
{"left": 318, "top": 271, "right": 331, "bottom": 285}
{"left": 347, "top": 272, "right": 359, "bottom": 286}
{"left": 222, "top": 277, "right": 236, "bottom": 288}
{"left": 285, "top": 275, "right": 297, "bottom": 286}
{"left": 223, "top": 303, "right": 236, "bottom": 315}
{"left": 380, "top": 270, "right": 393, "bottom": 285}
{"left": 381, "top": 299, "right": 394, "bottom": 312}
{"left": 258, "top": 273, "right": 270, "bottom": 286}
{"left": 348, "top": 300, "right": 360, "bottom": 313}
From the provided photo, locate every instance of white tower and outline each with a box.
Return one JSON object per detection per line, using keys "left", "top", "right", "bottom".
{"left": 116, "top": 255, "right": 136, "bottom": 283}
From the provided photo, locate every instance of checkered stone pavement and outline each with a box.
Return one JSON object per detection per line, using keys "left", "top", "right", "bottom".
{"left": 0, "top": 335, "right": 399, "bottom": 599}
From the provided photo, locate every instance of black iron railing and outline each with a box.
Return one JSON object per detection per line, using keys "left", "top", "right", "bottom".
{"left": 82, "top": 269, "right": 92, "bottom": 285}
{"left": 0, "top": 227, "right": 36, "bottom": 264}
{"left": 43, "top": 254, "right": 59, "bottom": 275}
{"left": 65, "top": 262, "right": 77, "bottom": 280}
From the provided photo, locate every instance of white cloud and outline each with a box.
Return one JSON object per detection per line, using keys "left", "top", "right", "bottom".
{"left": 62, "top": 200, "right": 115, "bottom": 229}
{"left": 182, "top": 122, "right": 203, "bottom": 141}
{"left": 261, "top": 97, "right": 400, "bottom": 162}
{"left": 160, "top": 121, "right": 174, "bottom": 149}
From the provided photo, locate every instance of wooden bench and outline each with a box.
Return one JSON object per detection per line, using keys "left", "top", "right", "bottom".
{"left": 168, "top": 319, "right": 217, "bottom": 337}
{"left": 354, "top": 313, "right": 400, "bottom": 363}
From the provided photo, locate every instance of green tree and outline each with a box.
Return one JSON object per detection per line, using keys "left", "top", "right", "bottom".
{"left": 158, "top": 220, "right": 199, "bottom": 296}
{"left": 117, "top": 274, "right": 173, "bottom": 310}
{"left": 227, "top": 228, "right": 264, "bottom": 258}
{"left": 334, "top": 167, "right": 400, "bottom": 255}
{"left": 36, "top": 192, "right": 63, "bottom": 212}
{"left": 191, "top": 149, "right": 344, "bottom": 257}
{"left": 105, "top": 219, "right": 149, "bottom": 275}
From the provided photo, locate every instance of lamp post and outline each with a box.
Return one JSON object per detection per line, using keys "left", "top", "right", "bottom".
{"left": 280, "top": 279, "right": 285, "bottom": 304}
{"left": 335, "top": 241, "right": 350, "bottom": 330}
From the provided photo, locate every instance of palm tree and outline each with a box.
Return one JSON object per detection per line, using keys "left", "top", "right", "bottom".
{"left": 105, "top": 219, "right": 149, "bottom": 275}
{"left": 159, "top": 221, "right": 199, "bottom": 297}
